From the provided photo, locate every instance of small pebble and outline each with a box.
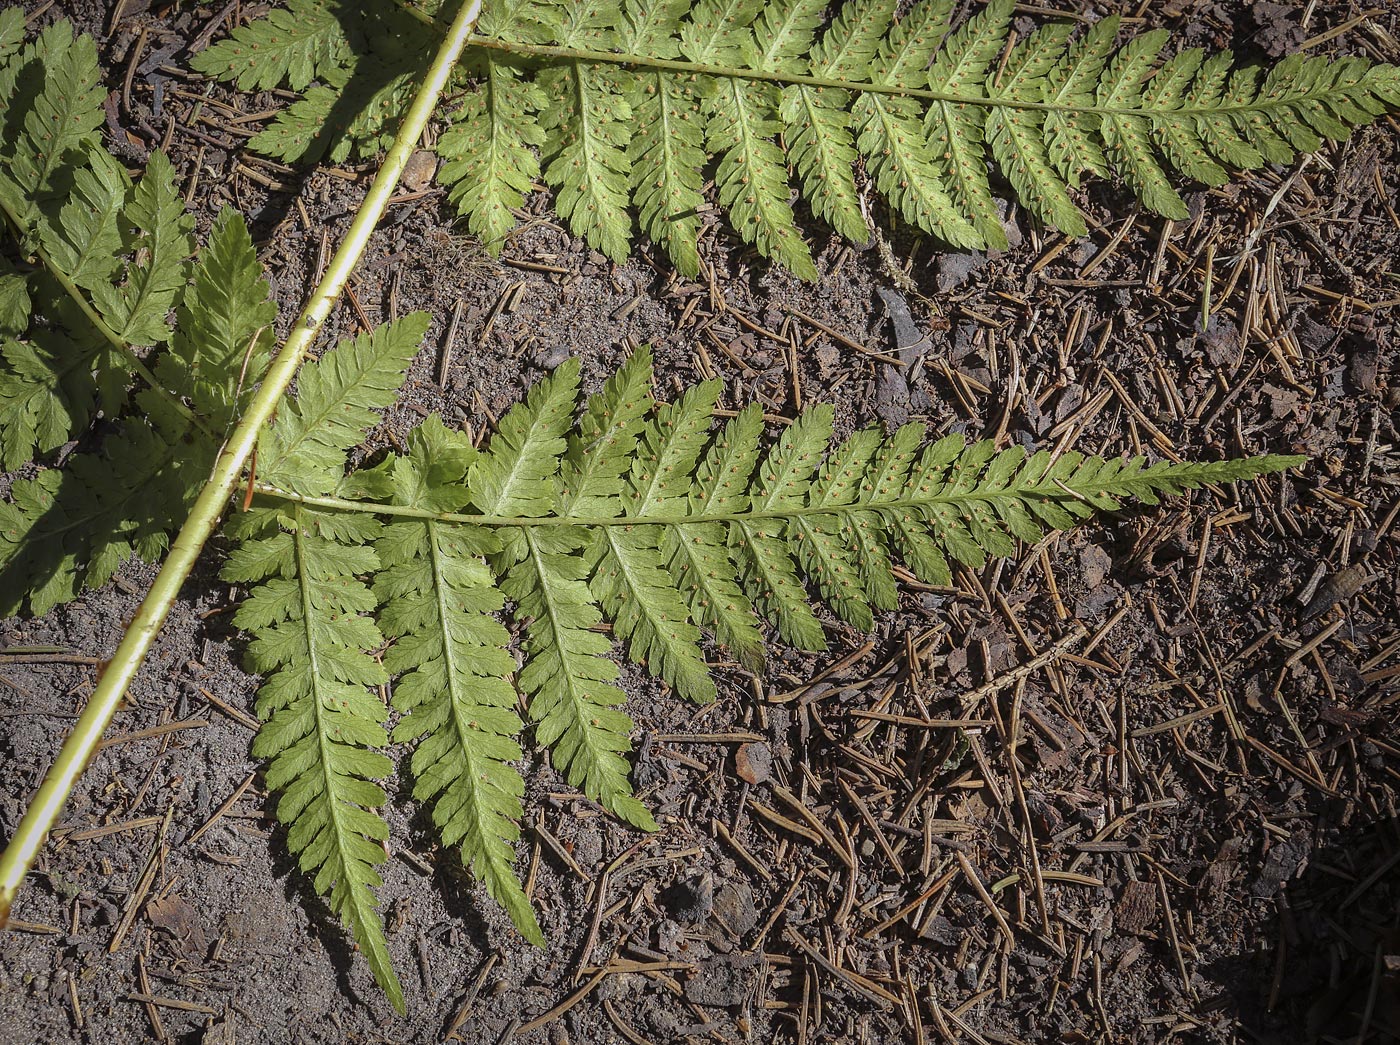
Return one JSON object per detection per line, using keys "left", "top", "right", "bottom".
{"left": 734, "top": 742, "right": 771, "bottom": 785}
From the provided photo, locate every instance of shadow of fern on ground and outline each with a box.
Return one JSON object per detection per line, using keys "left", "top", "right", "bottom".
{"left": 0, "top": 426, "right": 211, "bottom": 617}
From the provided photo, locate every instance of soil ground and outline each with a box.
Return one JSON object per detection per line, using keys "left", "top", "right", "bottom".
{"left": 2, "top": 1, "right": 1398, "bottom": 1043}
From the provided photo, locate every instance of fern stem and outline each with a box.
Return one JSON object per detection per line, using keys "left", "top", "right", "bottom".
{"left": 0, "top": 0, "right": 486, "bottom": 929}
{"left": 0, "top": 193, "right": 205, "bottom": 434}
{"left": 396, "top": 3, "right": 1353, "bottom": 121}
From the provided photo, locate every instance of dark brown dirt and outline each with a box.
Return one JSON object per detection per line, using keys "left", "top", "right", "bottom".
{"left": 2, "top": 1, "right": 1398, "bottom": 1043}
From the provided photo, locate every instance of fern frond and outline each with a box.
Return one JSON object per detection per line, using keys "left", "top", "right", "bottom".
{"left": 853, "top": 24, "right": 979, "bottom": 249}
{"left": 469, "top": 357, "right": 579, "bottom": 520}
{"left": 0, "top": 302, "right": 101, "bottom": 470}
{"left": 222, "top": 504, "right": 404, "bottom": 1015}
{"left": 258, "top": 313, "right": 430, "bottom": 495}
{"left": 559, "top": 345, "right": 654, "bottom": 518}
{"left": 195, "top": 0, "right": 1400, "bottom": 278}
{"left": 373, "top": 417, "right": 542, "bottom": 945}
{"left": 708, "top": 78, "right": 818, "bottom": 279}
{"left": 0, "top": 427, "right": 183, "bottom": 614}
{"left": 698, "top": 0, "right": 823, "bottom": 277}
{"left": 252, "top": 360, "right": 1305, "bottom": 841}
{"left": 0, "top": 8, "right": 22, "bottom": 63}
{"left": 0, "top": 205, "right": 274, "bottom": 613}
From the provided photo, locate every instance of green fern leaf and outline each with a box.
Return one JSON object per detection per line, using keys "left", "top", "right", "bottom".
{"left": 986, "top": 23, "right": 1085, "bottom": 235}
{"left": 0, "top": 7, "right": 22, "bottom": 62}
{"left": 559, "top": 346, "right": 655, "bottom": 519}
{"left": 851, "top": 0, "right": 975, "bottom": 246}
{"left": 925, "top": 0, "right": 1014, "bottom": 249}
{"left": 621, "top": 0, "right": 706, "bottom": 276}
{"left": 1143, "top": 48, "right": 1229, "bottom": 187}
{"left": 854, "top": 47, "right": 978, "bottom": 246}
{"left": 679, "top": 0, "right": 763, "bottom": 65}
{"left": 471, "top": 360, "right": 657, "bottom": 830}
{"left": 667, "top": 402, "right": 766, "bottom": 670}
{"left": 89, "top": 152, "right": 196, "bottom": 348}
{"left": 733, "top": 405, "right": 829, "bottom": 649}
{"left": 707, "top": 78, "right": 818, "bottom": 279}
{"left": 155, "top": 209, "right": 277, "bottom": 431}
{"left": 539, "top": 2, "right": 634, "bottom": 262}
{"left": 226, "top": 346, "right": 1307, "bottom": 1010}
{"left": 470, "top": 358, "right": 579, "bottom": 521}
{"left": 508, "top": 527, "right": 657, "bottom": 830}
{"left": 247, "top": 85, "right": 340, "bottom": 163}
{"left": 0, "top": 414, "right": 204, "bottom": 614}
{"left": 223, "top": 503, "right": 404, "bottom": 1015}
{"left": 2, "top": 20, "right": 104, "bottom": 204}
{"left": 188, "top": 0, "right": 349, "bottom": 91}
{"left": 36, "top": 149, "right": 129, "bottom": 294}
{"left": 789, "top": 427, "right": 882, "bottom": 630}
{"left": 373, "top": 416, "right": 543, "bottom": 945}
{"left": 439, "top": 56, "right": 547, "bottom": 253}
{"left": 627, "top": 66, "right": 706, "bottom": 276}
{"left": 1097, "top": 30, "right": 1189, "bottom": 221}
{"left": 786, "top": 0, "right": 898, "bottom": 245}
{"left": 0, "top": 302, "right": 101, "bottom": 470}
{"left": 0, "top": 257, "right": 26, "bottom": 336}
{"left": 679, "top": 0, "right": 818, "bottom": 277}
{"left": 258, "top": 313, "right": 430, "bottom": 495}
{"left": 781, "top": 85, "right": 867, "bottom": 245}
{"left": 588, "top": 382, "right": 721, "bottom": 703}
{"left": 1043, "top": 16, "right": 1118, "bottom": 189}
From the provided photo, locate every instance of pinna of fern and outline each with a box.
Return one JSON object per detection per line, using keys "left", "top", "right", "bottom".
{"left": 227, "top": 333, "right": 1303, "bottom": 1006}
{"left": 191, "top": 0, "right": 1400, "bottom": 277}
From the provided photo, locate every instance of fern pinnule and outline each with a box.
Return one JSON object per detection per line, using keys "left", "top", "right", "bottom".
{"left": 924, "top": 0, "right": 1016, "bottom": 249}
{"left": 186, "top": 0, "right": 348, "bottom": 92}
{"left": 155, "top": 211, "right": 278, "bottom": 432}
{"left": 538, "top": 1, "right": 635, "bottom": 262}
{"left": 222, "top": 504, "right": 404, "bottom": 1014}
{"left": 668, "top": 403, "right": 767, "bottom": 672}
{"left": 257, "top": 312, "right": 430, "bottom": 495}
{"left": 371, "top": 417, "right": 543, "bottom": 947}
{"left": 589, "top": 380, "right": 721, "bottom": 705}
{"left": 0, "top": 19, "right": 104, "bottom": 212}
{"left": 90, "top": 151, "right": 195, "bottom": 350}
{"left": 728, "top": 405, "right": 829, "bottom": 652}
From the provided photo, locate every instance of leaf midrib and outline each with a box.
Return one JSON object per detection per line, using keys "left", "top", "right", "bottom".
{"left": 254, "top": 476, "right": 1154, "bottom": 528}
{"left": 453, "top": 32, "right": 1367, "bottom": 120}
